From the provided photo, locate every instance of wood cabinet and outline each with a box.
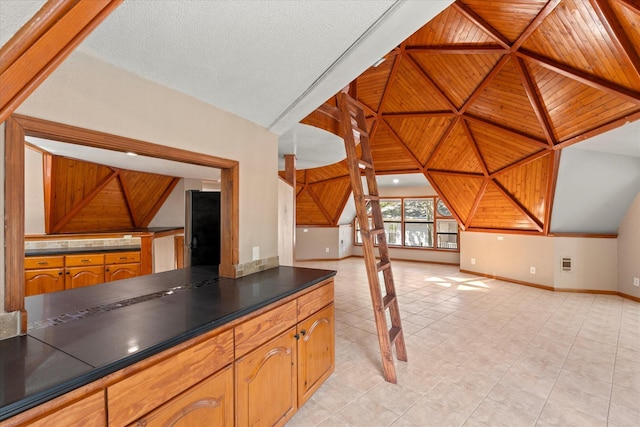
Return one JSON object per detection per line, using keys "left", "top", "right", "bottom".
{"left": 25, "top": 251, "right": 141, "bottom": 295}
{"left": 236, "top": 327, "right": 298, "bottom": 427}
{"left": 8, "top": 390, "right": 106, "bottom": 427}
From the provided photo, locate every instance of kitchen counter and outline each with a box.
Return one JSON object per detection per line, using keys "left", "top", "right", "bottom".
{"left": 0, "top": 265, "right": 336, "bottom": 421}
{"left": 25, "top": 245, "right": 141, "bottom": 257}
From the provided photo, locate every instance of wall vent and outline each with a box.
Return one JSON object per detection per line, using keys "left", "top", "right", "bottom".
{"left": 561, "top": 257, "right": 573, "bottom": 272}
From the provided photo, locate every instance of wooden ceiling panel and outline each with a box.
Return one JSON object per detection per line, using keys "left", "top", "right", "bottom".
{"left": 410, "top": 52, "right": 504, "bottom": 109}
{"left": 428, "top": 173, "right": 484, "bottom": 224}
{"left": 383, "top": 58, "right": 452, "bottom": 113}
{"left": 304, "top": 159, "right": 350, "bottom": 183}
{"left": 296, "top": 188, "right": 331, "bottom": 225}
{"left": 384, "top": 115, "right": 454, "bottom": 166}
{"left": 611, "top": 0, "right": 640, "bottom": 62}
{"left": 51, "top": 156, "right": 114, "bottom": 224}
{"left": 120, "top": 170, "right": 176, "bottom": 226}
{"left": 522, "top": 0, "right": 640, "bottom": 91}
{"left": 466, "top": 58, "right": 547, "bottom": 140}
{"left": 494, "top": 153, "right": 552, "bottom": 224}
{"left": 356, "top": 55, "right": 397, "bottom": 113}
{"left": 428, "top": 120, "right": 483, "bottom": 173}
{"left": 469, "top": 182, "right": 537, "bottom": 230}
{"left": 61, "top": 179, "right": 134, "bottom": 233}
{"left": 468, "top": 119, "right": 546, "bottom": 173}
{"left": 461, "top": 0, "right": 548, "bottom": 42}
{"left": 371, "top": 124, "right": 422, "bottom": 172}
{"left": 308, "top": 177, "right": 352, "bottom": 223}
{"left": 405, "top": 5, "right": 500, "bottom": 46}
{"left": 528, "top": 60, "right": 640, "bottom": 141}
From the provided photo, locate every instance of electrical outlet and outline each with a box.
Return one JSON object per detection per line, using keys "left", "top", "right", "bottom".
{"left": 471, "top": 258, "right": 476, "bottom": 265}
{"left": 497, "top": 235, "right": 504, "bottom": 241}
{"left": 325, "top": 247, "right": 330, "bottom": 253}
{"left": 252, "top": 246, "right": 259, "bottom": 261}
{"left": 530, "top": 266, "right": 536, "bottom": 274}
{"left": 634, "top": 277, "right": 639, "bottom": 287}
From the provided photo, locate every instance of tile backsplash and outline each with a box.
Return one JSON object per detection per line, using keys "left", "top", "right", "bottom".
{"left": 25, "top": 237, "right": 141, "bottom": 251}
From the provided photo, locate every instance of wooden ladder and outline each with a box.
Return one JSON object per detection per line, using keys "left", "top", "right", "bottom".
{"left": 336, "top": 89, "right": 408, "bottom": 383}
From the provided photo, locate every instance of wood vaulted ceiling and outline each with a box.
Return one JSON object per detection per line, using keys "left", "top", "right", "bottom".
{"left": 291, "top": 0, "right": 640, "bottom": 233}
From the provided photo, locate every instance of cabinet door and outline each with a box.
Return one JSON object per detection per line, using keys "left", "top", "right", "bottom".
{"left": 65, "top": 266, "right": 104, "bottom": 289}
{"left": 131, "top": 365, "right": 233, "bottom": 427}
{"left": 235, "top": 327, "right": 297, "bottom": 427}
{"left": 105, "top": 263, "right": 140, "bottom": 282}
{"left": 24, "top": 268, "right": 65, "bottom": 296}
{"left": 297, "top": 303, "right": 335, "bottom": 406}
{"left": 25, "top": 391, "right": 106, "bottom": 427}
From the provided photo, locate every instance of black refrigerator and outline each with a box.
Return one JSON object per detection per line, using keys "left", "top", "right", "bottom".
{"left": 185, "top": 190, "right": 221, "bottom": 269}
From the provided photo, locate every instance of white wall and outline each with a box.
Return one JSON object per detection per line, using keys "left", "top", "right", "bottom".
{"left": 15, "top": 51, "right": 279, "bottom": 265}
{"left": 338, "top": 224, "right": 353, "bottom": 259}
{"left": 618, "top": 191, "right": 640, "bottom": 298}
{"left": 553, "top": 237, "right": 617, "bottom": 291}
{"left": 296, "top": 227, "right": 343, "bottom": 260}
{"left": 24, "top": 146, "right": 45, "bottom": 234}
{"left": 149, "top": 179, "right": 204, "bottom": 228}
{"left": 153, "top": 235, "right": 177, "bottom": 273}
{"left": 278, "top": 179, "right": 294, "bottom": 266}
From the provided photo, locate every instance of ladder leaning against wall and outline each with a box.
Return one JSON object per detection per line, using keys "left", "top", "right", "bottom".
{"left": 336, "top": 89, "right": 407, "bottom": 383}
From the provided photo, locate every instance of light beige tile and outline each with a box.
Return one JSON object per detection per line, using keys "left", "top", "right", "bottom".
{"left": 335, "top": 394, "right": 400, "bottom": 427}
{"left": 535, "top": 400, "right": 607, "bottom": 427}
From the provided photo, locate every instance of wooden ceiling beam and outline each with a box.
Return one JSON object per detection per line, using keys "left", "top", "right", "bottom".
{"left": 0, "top": 0, "right": 123, "bottom": 123}
{"left": 591, "top": 0, "right": 640, "bottom": 77}
{"left": 423, "top": 170, "right": 484, "bottom": 179}
{"left": 405, "top": 54, "right": 459, "bottom": 113}
{"left": 453, "top": 1, "right": 511, "bottom": 49}
{"left": 405, "top": 46, "right": 509, "bottom": 55}
{"left": 381, "top": 120, "right": 429, "bottom": 171}
{"left": 616, "top": 0, "right": 640, "bottom": 14}
{"left": 381, "top": 112, "right": 455, "bottom": 119}
{"left": 512, "top": 0, "right": 563, "bottom": 51}
{"left": 461, "top": 120, "right": 489, "bottom": 177}
{"left": 553, "top": 109, "right": 640, "bottom": 149}
{"left": 463, "top": 115, "right": 550, "bottom": 150}
{"left": 543, "top": 150, "right": 561, "bottom": 235}
{"left": 306, "top": 185, "right": 337, "bottom": 225}
{"left": 425, "top": 116, "right": 461, "bottom": 170}
{"left": 490, "top": 149, "right": 551, "bottom": 178}
{"left": 459, "top": 55, "right": 511, "bottom": 114}
{"left": 517, "top": 50, "right": 640, "bottom": 105}
{"left": 425, "top": 172, "right": 468, "bottom": 231}
{"left": 375, "top": 45, "right": 404, "bottom": 115}
{"left": 117, "top": 172, "right": 139, "bottom": 227}
{"left": 492, "top": 179, "right": 544, "bottom": 232}
{"left": 464, "top": 178, "right": 489, "bottom": 230}
{"left": 513, "top": 56, "right": 556, "bottom": 146}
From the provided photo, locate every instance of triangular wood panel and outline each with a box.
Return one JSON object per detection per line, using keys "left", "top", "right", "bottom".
{"left": 466, "top": 58, "right": 547, "bottom": 140}
{"left": 527, "top": 60, "right": 640, "bottom": 141}
{"left": 468, "top": 120, "right": 545, "bottom": 173}
{"left": 371, "top": 124, "right": 422, "bottom": 172}
{"left": 469, "top": 181, "right": 537, "bottom": 230}
{"left": 410, "top": 52, "right": 503, "bottom": 109}
{"left": 384, "top": 116, "right": 454, "bottom": 166}
{"left": 494, "top": 153, "right": 552, "bottom": 224}
{"left": 356, "top": 55, "right": 397, "bottom": 113}
{"left": 460, "top": 0, "right": 548, "bottom": 42}
{"left": 51, "top": 156, "right": 114, "bottom": 226}
{"left": 522, "top": 0, "right": 640, "bottom": 91}
{"left": 60, "top": 179, "right": 134, "bottom": 232}
{"left": 405, "top": 5, "right": 501, "bottom": 46}
{"left": 304, "top": 160, "right": 350, "bottom": 183}
{"left": 120, "top": 170, "right": 176, "bottom": 226}
{"left": 611, "top": 0, "right": 640, "bottom": 61}
{"left": 308, "top": 177, "right": 352, "bottom": 224}
{"left": 428, "top": 120, "right": 483, "bottom": 173}
{"left": 383, "top": 59, "right": 452, "bottom": 113}
{"left": 428, "top": 173, "right": 484, "bottom": 224}
{"left": 296, "top": 187, "right": 331, "bottom": 225}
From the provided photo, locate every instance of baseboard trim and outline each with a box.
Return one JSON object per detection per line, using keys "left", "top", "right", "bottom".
{"left": 460, "top": 269, "right": 640, "bottom": 302}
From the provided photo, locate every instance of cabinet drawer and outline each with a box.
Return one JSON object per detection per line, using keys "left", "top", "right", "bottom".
{"left": 65, "top": 254, "right": 104, "bottom": 267}
{"left": 105, "top": 251, "right": 140, "bottom": 264}
{"left": 234, "top": 300, "right": 297, "bottom": 358}
{"left": 108, "top": 329, "right": 234, "bottom": 427}
{"left": 297, "top": 280, "right": 334, "bottom": 321}
{"left": 25, "top": 256, "right": 64, "bottom": 269}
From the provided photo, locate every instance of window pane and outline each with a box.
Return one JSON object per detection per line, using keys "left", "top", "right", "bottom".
{"left": 436, "top": 199, "right": 452, "bottom": 217}
{"left": 380, "top": 200, "right": 401, "bottom": 221}
{"left": 404, "top": 199, "right": 434, "bottom": 222}
{"left": 436, "top": 219, "right": 458, "bottom": 233}
{"left": 404, "top": 222, "right": 434, "bottom": 247}
{"left": 384, "top": 222, "right": 402, "bottom": 245}
{"left": 437, "top": 233, "right": 458, "bottom": 249}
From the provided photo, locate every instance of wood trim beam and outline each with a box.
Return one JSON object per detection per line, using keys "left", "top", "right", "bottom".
{"left": 453, "top": 1, "right": 511, "bottom": 49}
{"left": 464, "top": 115, "right": 551, "bottom": 150}
{"left": 491, "top": 180, "right": 544, "bottom": 232}
{"left": 117, "top": 172, "right": 139, "bottom": 227}
{"left": 517, "top": 50, "right": 640, "bottom": 105}
{"left": 513, "top": 56, "right": 556, "bottom": 146}
{"left": 553, "top": 109, "right": 640, "bottom": 149}
{"left": 591, "top": 0, "right": 640, "bottom": 77}
{"left": 405, "top": 54, "right": 459, "bottom": 113}
{"left": 617, "top": 0, "right": 640, "bottom": 13}
{"left": 219, "top": 164, "right": 239, "bottom": 278}
{"left": 425, "top": 116, "right": 461, "bottom": 170}
{"left": 284, "top": 155, "right": 296, "bottom": 187}
{"left": 459, "top": 55, "right": 511, "bottom": 114}
{"left": 380, "top": 120, "right": 428, "bottom": 171}
{"left": 381, "top": 112, "right": 456, "bottom": 119}
{"left": 512, "top": 0, "right": 563, "bottom": 51}
{"left": 461, "top": 120, "right": 489, "bottom": 177}
{"left": 0, "top": 0, "right": 123, "bottom": 123}
{"left": 544, "top": 150, "right": 562, "bottom": 235}
{"left": 305, "top": 186, "right": 334, "bottom": 225}
{"left": 425, "top": 172, "right": 467, "bottom": 230}
{"left": 139, "top": 177, "right": 181, "bottom": 227}
{"left": 465, "top": 178, "right": 489, "bottom": 230}
{"left": 490, "top": 148, "right": 551, "bottom": 178}
{"left": 376, "top": 45, "right": 404, "bottom": 114}
{"left": 405, "top": 46, "right": 509, "bottom": 55}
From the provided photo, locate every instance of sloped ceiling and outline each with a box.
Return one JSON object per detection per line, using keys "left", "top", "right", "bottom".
{"left": 294, "top": 0, "right": 640, "bottom": 233}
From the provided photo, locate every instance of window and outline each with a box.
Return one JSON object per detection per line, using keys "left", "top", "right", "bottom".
{"left": 354, "top": 196, "right": 458, "bottom": 251}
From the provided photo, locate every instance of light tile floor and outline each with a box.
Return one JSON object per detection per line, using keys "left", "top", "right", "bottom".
{"left": 287, "top": 258, "right": 640, "bottom": 427}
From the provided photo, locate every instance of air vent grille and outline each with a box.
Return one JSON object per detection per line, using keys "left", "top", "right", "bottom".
{"left": 561, "top": 257, "right": 573, "bottom": 272}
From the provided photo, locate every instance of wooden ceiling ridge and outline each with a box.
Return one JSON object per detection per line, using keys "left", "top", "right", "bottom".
{"left": 380, "top": 120, "right": 428, "bottom": 172}
{"left": 453, "top": 1, "right": 512, "bottom": 49}
{"left": 591, "top": 0, "right": 640, "bottom": 77}
{"left": 464, "top": 179, "right": 490, "bottom": 230}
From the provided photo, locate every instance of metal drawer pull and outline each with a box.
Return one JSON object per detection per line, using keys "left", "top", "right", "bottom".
{"left": 37, "top": 262, "right": 49, "bottom": 265}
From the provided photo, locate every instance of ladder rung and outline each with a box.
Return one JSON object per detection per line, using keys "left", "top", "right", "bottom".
{"left": 358, "top": 159, "right": 373, "bottom": 170}
{"left": 389, "top": 327, "right": 402, "bottom": 345}
{"left": 353, "top": 126, "right": 369, "bottom": 138}
{"left": 370, "top": 228, "right": 385, "bottom": 236}
{"left": 377, "top": 260, "right": 391, "bottom": 272}
{"left": 363, "top": 195, "right": 379, "bottom": 202}
{"left": 382, "top": 293, "right": 396, "bottom": 309}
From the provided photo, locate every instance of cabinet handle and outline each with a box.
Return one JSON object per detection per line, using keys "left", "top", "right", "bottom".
{"left": 81, "top": 259, "right": 91, "bottom": 263}
{"left": 106, "top": 268, "right": 110, "bottom": 272}
{"left": 58, "top": 272, "right": 62, "bottom": 276}
{"left": 37, "top": 261, "right": 49, "bottom": 265}
{"left": 66, "top": 271, "right": 70, "bottom": 275}
{"left": 294, "top": 333, "right": 300, "bottom": 340}
{"left": 300, "top": 330, "right": 307, "bottom": 336}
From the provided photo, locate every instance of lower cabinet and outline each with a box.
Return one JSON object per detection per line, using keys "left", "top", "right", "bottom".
{"left": 65, "top": 265, "right": 104, "bottom": 289}
{"left": 24, "top": 268, "right": 65, "bottom": 296}
{"left": 105, "top": 262, "right": 140, "bottom": 282}
{"left": 132, "top": 365, "right": 234, "bottom": 427}
{"left": 235, "top": 327, "right": 298, "bottom": 427}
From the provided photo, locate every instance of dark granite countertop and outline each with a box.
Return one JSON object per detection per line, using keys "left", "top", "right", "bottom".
{"left": 0, "top": 265, "right": 336, "bottom": 421}
{"left": 26, "top": 245, "right": 142, "bottom": 257}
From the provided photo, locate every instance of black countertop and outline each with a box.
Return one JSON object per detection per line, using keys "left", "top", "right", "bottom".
{"left": 25, "top": 245, "right": 142, "bottom": 257}
{"left": 0, "top": 265, "right": 336, "bottom": 421}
